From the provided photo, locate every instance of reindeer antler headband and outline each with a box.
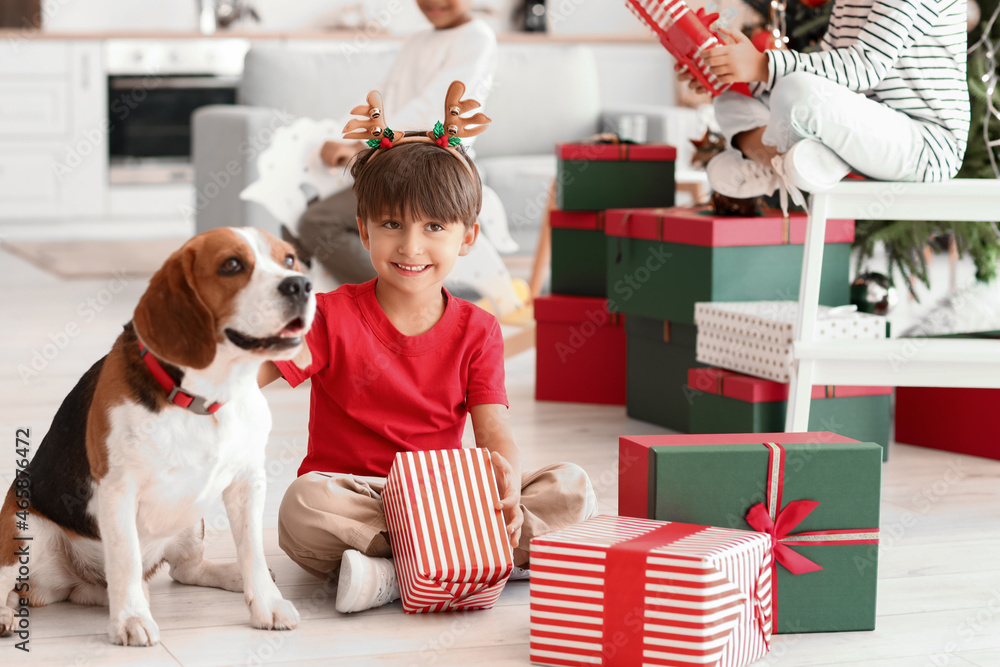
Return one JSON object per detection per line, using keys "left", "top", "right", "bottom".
{"left": 342, "top": 80, "right": 491, "bottom": 176}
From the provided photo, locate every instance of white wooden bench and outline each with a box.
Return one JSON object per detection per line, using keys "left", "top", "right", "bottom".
{"left": 785, "top": 179, "right": 1000, "bottom": 432}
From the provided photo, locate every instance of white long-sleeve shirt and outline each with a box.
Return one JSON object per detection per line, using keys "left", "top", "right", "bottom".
{"left": 753, "top": 0, "right": 970, "bottom": 180}
{"left": 380, "top": 18, "right": 498, "bottom": 149}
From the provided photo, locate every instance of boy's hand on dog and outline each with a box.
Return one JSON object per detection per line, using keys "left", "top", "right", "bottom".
{"left": 320, "top": 140, "right": 361, "bottom": 167}
{"left": 491, "top": 451, "right": 524, "bottom": 550}
{"left": 704, "top": 26, "right": 769, "bottom": 84}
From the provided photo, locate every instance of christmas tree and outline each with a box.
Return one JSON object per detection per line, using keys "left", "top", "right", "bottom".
{"left": 740, "top": 0, "right": 833, "bottom": 52}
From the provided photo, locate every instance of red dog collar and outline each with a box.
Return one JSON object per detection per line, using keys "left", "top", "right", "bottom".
{"left": 138, "top": 341, "right": 223, "bottom": 415}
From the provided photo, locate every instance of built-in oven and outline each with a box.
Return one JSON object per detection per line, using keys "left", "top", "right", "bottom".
{"left": 105, "top": 39, "right": 249, "bottom": 185}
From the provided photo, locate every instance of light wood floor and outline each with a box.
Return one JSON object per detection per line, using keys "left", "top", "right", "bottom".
{"left": 2, "top": 244, "right": 1000, "bottom": 667}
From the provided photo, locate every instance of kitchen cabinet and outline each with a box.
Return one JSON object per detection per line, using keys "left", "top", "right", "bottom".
{"left": 0, "top": 39, "right": 105, "bottom": 220}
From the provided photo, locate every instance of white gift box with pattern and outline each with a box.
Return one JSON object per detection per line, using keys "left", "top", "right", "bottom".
{"left": 530, "top": 515, "right": 772, "bottom": 667}
{"left": 694, "top": 301, "right": 888, "bottom": 382}
{"left": 383, "top": 448, "right": 513, "bottom": 613}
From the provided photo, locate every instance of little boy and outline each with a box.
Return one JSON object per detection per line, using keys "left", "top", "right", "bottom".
{"left": 289, "top": 0, "right": 498, "bottom": 285}
{"left": 259, "top": 117, "right": 596, "bottom": 614}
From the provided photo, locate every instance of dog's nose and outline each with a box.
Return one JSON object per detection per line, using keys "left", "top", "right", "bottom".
{"left": 277, "top": 276, "right": 312, "bottom": 304}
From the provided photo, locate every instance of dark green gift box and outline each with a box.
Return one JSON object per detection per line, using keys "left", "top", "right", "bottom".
{"left": 604, "top": 206, "right": 854, "bottom": 325}
{"left": 625, "top": 314, "right": 705, "bottom": 432}
{"left": 686, "top": 367, "right": 892, "bottom": 461}
{"left": 555, "top": 143, "right": 676, "bottom": 211}
{"left": 550, "top": 210, "right": 608, "bottom": 297}
{"left": 619, "top": 432, "right": 882, "bottom": 634}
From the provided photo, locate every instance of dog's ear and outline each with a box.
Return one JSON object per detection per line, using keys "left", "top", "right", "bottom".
{"left": 134, "top": 244, "right": 217, "bottom": 369}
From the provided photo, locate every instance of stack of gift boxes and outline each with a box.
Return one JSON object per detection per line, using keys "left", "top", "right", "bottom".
{"left": 535, "top": 141, "right": 677, "bottom": 406}
{"left": 529, "top": 143, "right": 892, "bottom": 665}
{"left": 529, "top": 430, "right": 883, "bottom": 666}
{"left": 535, "top": 139, "right": 894, "bottom": 460}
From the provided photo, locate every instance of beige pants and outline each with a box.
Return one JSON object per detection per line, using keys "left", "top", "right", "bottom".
{"left": 278, "top": 462, "right": 595, "bottom": 579}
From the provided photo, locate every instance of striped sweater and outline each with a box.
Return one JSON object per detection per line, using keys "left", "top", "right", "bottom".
{"left": 752, "top": 0, "right": 970, "bottom": 181}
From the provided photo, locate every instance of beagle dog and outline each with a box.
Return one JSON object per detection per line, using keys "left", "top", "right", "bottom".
{"left": 0, "top": 227, "right": 315, "bottom": 646}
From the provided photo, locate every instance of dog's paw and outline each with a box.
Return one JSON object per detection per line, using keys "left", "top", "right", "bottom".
{"left": 0, "top": 605, "right": 14, "bottom": 637}
{"left": 250, "top": 597, "right": 299, "bottom": 631}
{"left": 109, "top": 613, "right": 160, "bottom": 646}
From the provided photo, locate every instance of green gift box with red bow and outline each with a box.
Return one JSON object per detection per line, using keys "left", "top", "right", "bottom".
{"left": 618, "top": 431, "right": 882, "bottom": 633}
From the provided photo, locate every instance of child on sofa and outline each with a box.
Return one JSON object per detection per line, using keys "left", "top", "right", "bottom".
{"left": 259, "top": 95, "right": 597, "bottom": 613}
{"left": 681, "top": 2, "right": 969, "bottom": 204}
{"left": 285, "top": 0, "right": 498, "bottom": 285}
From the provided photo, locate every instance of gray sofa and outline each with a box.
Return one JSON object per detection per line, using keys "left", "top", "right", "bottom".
{"left": 193, "top": 41, "right": 698, "bottom": 256}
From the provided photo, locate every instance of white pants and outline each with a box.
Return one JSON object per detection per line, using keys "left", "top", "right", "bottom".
{"left": 714, "top": 72, "right": 926, "bottom": 182}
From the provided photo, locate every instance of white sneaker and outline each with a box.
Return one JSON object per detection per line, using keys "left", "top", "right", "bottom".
{"left": 509, "top": 565, "right": 531, "bottom": 581}
{"left": 784, "top": 139, "right": 851, "bottom": 193}
{"left": 706, "top": 149, "right": 781, "bottom": 199}
{"left": 335, "top": 550, "right": 400, "bottom": 613}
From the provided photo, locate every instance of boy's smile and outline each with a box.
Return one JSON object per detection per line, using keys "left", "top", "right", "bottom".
{"left": 393, "top": 262, "right": 430, "bottom": 275}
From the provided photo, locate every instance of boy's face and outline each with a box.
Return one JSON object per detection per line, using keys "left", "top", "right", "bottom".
{"left": 417, "top": 0, "right": 473, "bottom": 29}
{"left": 358, "top": 211, "right": 478, "bottom": 297}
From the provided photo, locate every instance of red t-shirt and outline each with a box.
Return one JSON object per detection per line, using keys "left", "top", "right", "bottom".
{"left": 275, "top": 279, "right": 508, "bottom": 477}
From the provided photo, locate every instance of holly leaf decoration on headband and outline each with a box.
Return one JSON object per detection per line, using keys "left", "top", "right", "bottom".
{"left": 366, "top": 127, "right": 395, "bottom": 149}
{"left": 432, "top": 121, "right": 445, "bottom": 139}
{"left": 448, "top": 136, "right": 462, "bottom": 147}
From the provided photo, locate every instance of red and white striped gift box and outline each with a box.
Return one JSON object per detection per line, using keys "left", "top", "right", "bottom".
{"left": 383, "top": 448, "right": 514, "bottom": 613}
{"left": 625, "top": 0, "right": 731, "bottom": 97}
{"left": 530, "top": 515, "right": 772, "bottom": 667}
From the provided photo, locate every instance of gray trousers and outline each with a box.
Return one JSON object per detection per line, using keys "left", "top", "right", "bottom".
{"left": 297, "top": 188, "right": 377, "bottom": 285}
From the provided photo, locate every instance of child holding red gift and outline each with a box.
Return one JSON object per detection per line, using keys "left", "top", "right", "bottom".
{"left": 683, "top": 2, "right": 969, "bottom": 203}
{"left": 259, "top": 83, "right": 597, "bottom": 614}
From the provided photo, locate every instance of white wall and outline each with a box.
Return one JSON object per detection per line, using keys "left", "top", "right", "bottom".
{"left": 42, "top": 0, "right": 499, "bottom": 34}
{"left": 40, "top": 0, "right": 674, "bottom": 35}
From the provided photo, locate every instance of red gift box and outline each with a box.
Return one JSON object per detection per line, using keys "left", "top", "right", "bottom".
{"left": 625, "top": 0, "right": 751, "bottom": 97}
{"left": 687, "top": 367, "right": 892, "bottom": 402}
{"left": 530, "top": 515, "right": 772, "bottom": 667}
{"left": 604, "top": 205, "right": 856, "bottom": 246}
{"left": 896, "top": 386, "right": 1000, "bottom": 460}
{"left": 383, "top": 448, "right": 513, "bottom": 613}
{"left": 535, "top": 295, "right": 626, "bottom": 405}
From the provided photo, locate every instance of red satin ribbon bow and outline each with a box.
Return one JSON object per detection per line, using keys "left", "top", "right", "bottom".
{"left": 746, "top": 500, "right": 824, "bottom": 575}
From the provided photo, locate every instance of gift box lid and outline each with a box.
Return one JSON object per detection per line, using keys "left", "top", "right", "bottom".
{"left": 619, "top": 431, "right": 859, "bottom": 521}
{"left": 549, "top": 209, "right": 606, "bottom": 231}
{"left": 604, "top": 206, "right": 855, "bottom": 245}
{"left": 694, "top": 301, "right": 888, "bottom": 345}
{"left": 534, "top": 294, "right": 623, "bottom": 326}
{"left": 556, "top": 142, "right": 677, "bottom": 162}
{"left": 688, "top": 367, "right": 893, "bottom": 402}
